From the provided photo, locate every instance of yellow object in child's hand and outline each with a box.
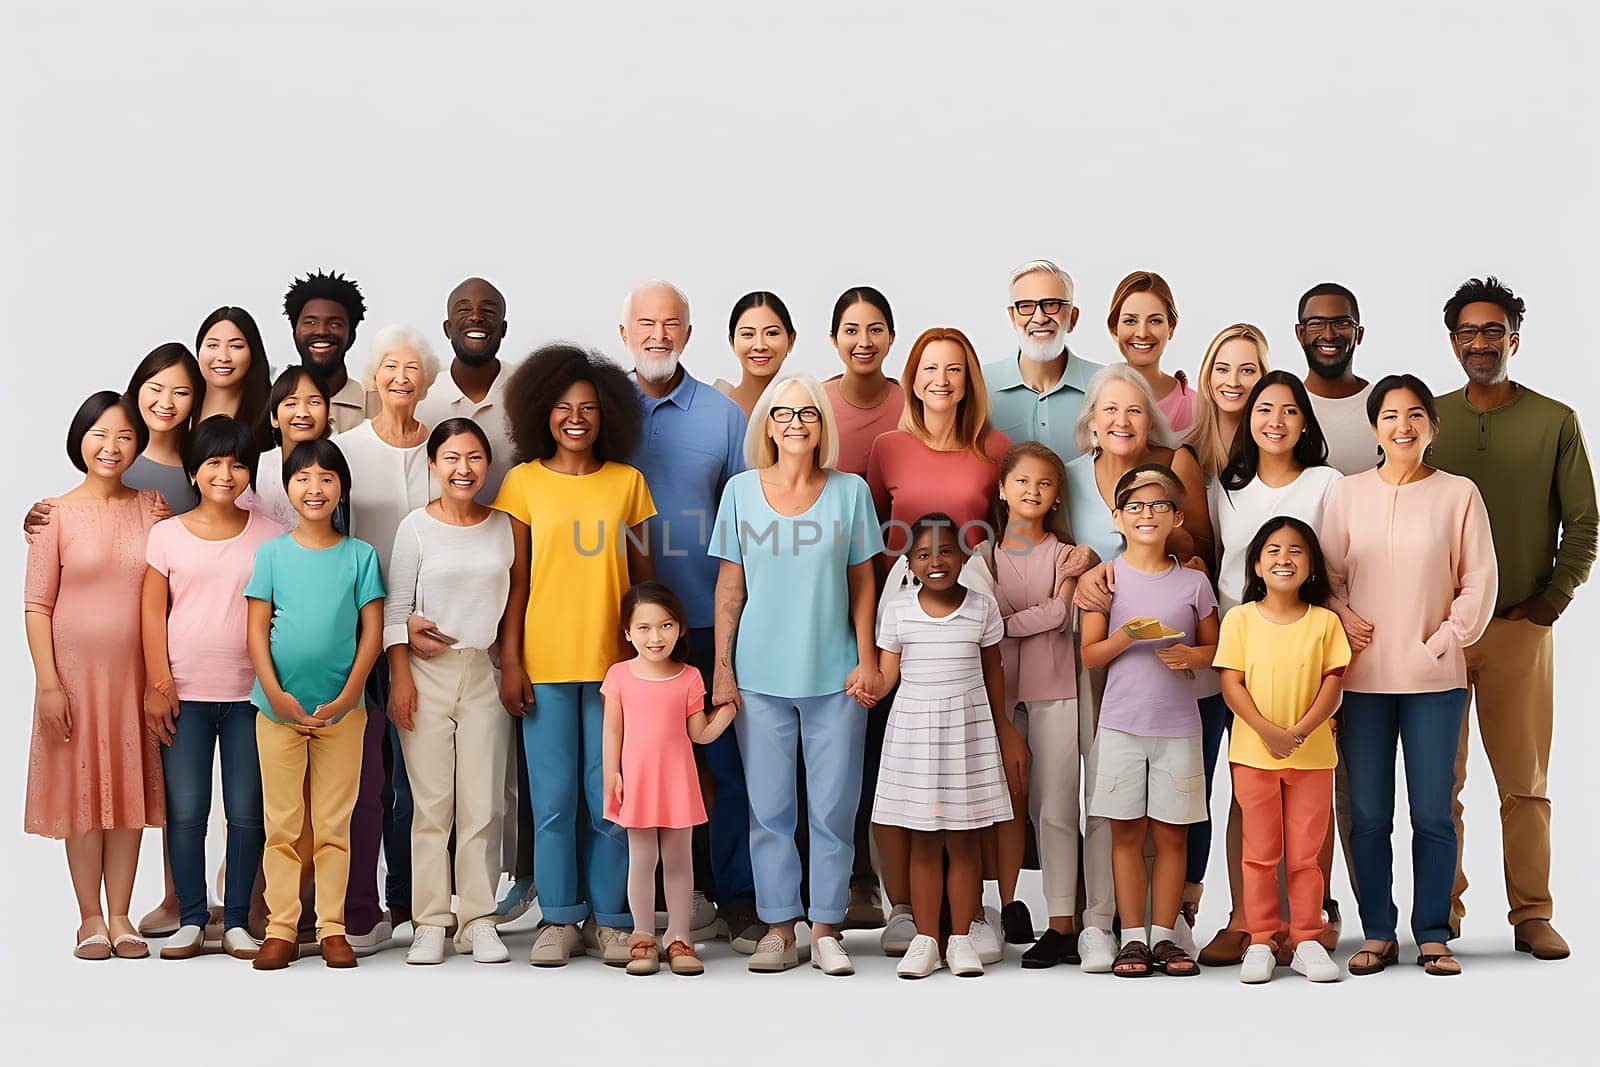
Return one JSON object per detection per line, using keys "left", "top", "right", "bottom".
{"left": 1120, "top": 616, "right": 1186, "bottom": 641}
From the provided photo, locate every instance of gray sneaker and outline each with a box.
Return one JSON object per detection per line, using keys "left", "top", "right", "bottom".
{"left": 529, "top": 922, "right": 582, "bottom": 967}
{"left": 689, "top": 891, "right": 719, "bottom": 941}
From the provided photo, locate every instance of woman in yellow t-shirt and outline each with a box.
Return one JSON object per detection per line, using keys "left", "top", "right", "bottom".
{"left": 1213, "top": 516, "right": 1350, "bottom": 986}
{"left": 494, "top": 344, "right": 656, "bottom": 967}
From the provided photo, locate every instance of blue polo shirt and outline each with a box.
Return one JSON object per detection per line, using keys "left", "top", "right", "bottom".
{"left": 629, "top": 370, "right": 747, "bottom": 629}
{"left": 983, "top": 347, "right": 1104, "bottom": 461}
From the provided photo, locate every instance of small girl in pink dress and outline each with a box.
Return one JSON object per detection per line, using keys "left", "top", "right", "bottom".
{"left": 602, "top": 581, "right": 735, "bottom": 976}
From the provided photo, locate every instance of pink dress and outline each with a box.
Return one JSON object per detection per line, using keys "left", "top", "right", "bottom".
{"left": 25, "top": 491, "right": 165, "bottom": 838}
{"left": 602, "top": 661, "right": 708, "bottom": 829}
{"left": 1158, "top": 373, "right": 1197, "bottom": 433}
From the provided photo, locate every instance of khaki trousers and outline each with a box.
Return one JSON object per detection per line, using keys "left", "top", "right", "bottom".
{"left": 1451, "top": 616, "right": 1556, "bottom": 928}
{"left": 257, "top": 708, "right": 366, "bottom": 942}
{"left": 398, "top": 648, "right": 510, "bottom": 933}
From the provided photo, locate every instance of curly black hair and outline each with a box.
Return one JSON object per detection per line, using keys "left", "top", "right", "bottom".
{"left": 503, "top": 342, "right": 641, "bottom": 464}
{"left": 283, "top": 269, "right": 366, "bottom": 335}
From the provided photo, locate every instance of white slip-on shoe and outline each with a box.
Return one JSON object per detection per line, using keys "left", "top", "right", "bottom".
{"left": 1240, "top": 943, "right": 1276, "bottom": 983}
{"left": 748, "top": 931, "right": 802, "bottom": 973}
{"left": 222, "top": 927, "right": 260, "bottom": 960}
{"left": 1078, "top": 927, "right": 1118, "bottom": 974}
{"left": 347, "top": 920, "right": 394, "bottom": 958}
{"left": 406, "top": 925, "right": 447, "bottom": 965}
{"left": 461, "top": 919, "right": 510, "bottom": 964}
{"left": 881, "top": 905, "right": 916, "bottom": 957}
{"left": 1291, "top": 939, "right": 1341, "bottom": 982}
{"left": 1174, "top": 913, "right": 1198, "bottom": 958}
{"left": 945, "top": 934, "right": 985, "bottom": 977}
{"left": 529, "top": 922, "right": 582, "bottom": 967}
{"left": 159, "top": 925, "right": 205, "bottom": 960}
{"left": 967, "top": 915, "right": 1003, "bottom": 965}
{"left": 811, "top": 935, "right": 854, "bottom": 976}
{"left": 896, "top": 934, "right": 942, "bottom": 979}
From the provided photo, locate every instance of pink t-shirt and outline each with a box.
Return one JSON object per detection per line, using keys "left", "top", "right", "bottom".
{"left": 1158, "top": 374, "right": 1197, "bottom": 433}
{"left": 867, "top": 427, "right": 1011, "bottom": 554}
{"left": 146, "top": 509, "right": 286, "bottom": 702}
{"left": 823, "top": 377, "right": 905, "bottom": 476}
{"left": 601, "top": 661, "right": 709, "bottom": 830}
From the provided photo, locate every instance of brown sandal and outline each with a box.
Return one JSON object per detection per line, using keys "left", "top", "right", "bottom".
{"left": 666, "top": 939, "right": 703, "bottom": 976}
{"left": 1347, "top": 941, "right": 1399, "bottom": 975}
{"left": 1417, "top": 951, "right": 1460, "bottom": 976}
{"left": 1112, "top": 940, "right": 1154, "bottom": 978}
{"left": 1150, "top": 939, "right": 1200, "bottom": 977}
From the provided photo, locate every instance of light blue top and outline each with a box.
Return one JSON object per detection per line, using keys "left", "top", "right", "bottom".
{"left": 983, "top": 347, "right": 1104, "bottom": 462}
{"left": 244, "top": 534, "right": 385, "bottom": 724}
{"left": 710, "top": 468, "right": 884, "bottom": 698}
{"left": 1065, "top": 452, "right": 1123, "bottom": 566}
{"left": 630, "top": 371, "right": 747, "bottom": 630}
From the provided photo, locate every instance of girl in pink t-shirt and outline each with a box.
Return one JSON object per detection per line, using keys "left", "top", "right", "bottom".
{"left": 602, "top": 582, "right": 735, "bottom": 976}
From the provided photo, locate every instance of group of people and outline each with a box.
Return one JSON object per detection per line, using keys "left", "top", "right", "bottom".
{"left": 22, "top": 261, "right": 1594, "bottom": 985}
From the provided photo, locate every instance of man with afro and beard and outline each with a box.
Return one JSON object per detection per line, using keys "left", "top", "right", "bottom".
{"left": 283, "top": 269, "right": 374, "bottom": 434}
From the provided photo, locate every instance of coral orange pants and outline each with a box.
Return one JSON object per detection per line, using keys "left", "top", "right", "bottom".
{"left": 1232, "top": 764, "right": 1333, "bottom": 947}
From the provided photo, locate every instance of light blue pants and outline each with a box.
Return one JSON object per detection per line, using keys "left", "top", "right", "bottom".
{"left": 735, "top": 689, "right": 865, "bottom": 925}
{"left": 522, "top": 682, "right": 631, "bottom": 928}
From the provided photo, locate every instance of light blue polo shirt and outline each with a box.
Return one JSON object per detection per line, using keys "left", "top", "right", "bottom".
{"left": 629, "top": 370, "right": 747, "bottom": 630}
{"left": 983, "top": 348, "right": 1104, "bottom": 461}
{"left": 1064, "top": 451, "right": 1123, "bottom": 566}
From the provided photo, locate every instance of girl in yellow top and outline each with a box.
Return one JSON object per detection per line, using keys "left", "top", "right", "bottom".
{"left": 494, "top": 343, "right": 656, "bottom": 967}
{"left": 1213, "top": 516, "right": 1350, "bottom": 985}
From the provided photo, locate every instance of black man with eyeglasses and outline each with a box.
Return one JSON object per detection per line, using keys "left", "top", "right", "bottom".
{"left": 1296, "top": 282, "right": 1375, "bottom": 475}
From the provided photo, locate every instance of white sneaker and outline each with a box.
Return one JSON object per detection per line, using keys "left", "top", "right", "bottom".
{"left": 461, "top": 919, "right": 510, "bottom": 964}
{"left": 881, "top": 905, "right": 916, "bottom": 957}
{"left": 347, "top": 920, "right": 394, "bottom": 957}
{"left": 689, "top": 890, "right": 719, "bottom": 940}
{"left": 811, "top": 934, "right": 854, "bottom": 976}
{"left": 896, "top": 934, "right": 942, "bottom": 979}
{"left": 159, "top": 924, "right": 205, "bottom": 960}
{"left": 222, "top": 927, "right": 260, "bottom": 960}
{"left": 1078, "top": 927, "right": 1117, "bottom": 973}
{"left": 406, "top": 925, "right": 447, "bottom": 965}
{"left": 1174, "top": 913, "right": 1198, "bottom": 958}
{"left": 967, "top": 914, "right": 1003, "bottom": 965}
{"left": 1240, "top": 943, "right": 1276, "bottom": 983}
{"left": 1291, "top": 939, "right": 1341, "bottom": 982}
{"left": 947, "top": 933, "right": 985, "bottom": 976}
{"left": 528, "top": 922, "right": 582, "bottom": 966}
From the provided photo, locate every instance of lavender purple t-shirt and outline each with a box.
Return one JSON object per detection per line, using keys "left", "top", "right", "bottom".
{"left": 1100, "top": 555, "right": 1217, "bottom": 737}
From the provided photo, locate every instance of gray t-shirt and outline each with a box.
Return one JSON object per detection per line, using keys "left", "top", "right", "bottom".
{"left": 125, "top": 455, "right": 199, "bottom": 515}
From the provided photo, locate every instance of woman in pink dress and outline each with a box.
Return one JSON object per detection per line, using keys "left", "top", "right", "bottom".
{"left": 25, "top": 391, "right": 166, "bottom": 959}
{"left": 602, "top": 582, "right": 736, "bottom": 976}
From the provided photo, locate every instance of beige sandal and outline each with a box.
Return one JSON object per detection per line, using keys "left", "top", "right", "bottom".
{"left": 74, "top": 933, "right": 113, "bottom": 961}
{"left": 666, "top": 939, "right": 703, "bottom": 976}
{"left": 625, "top": 933, "right": 659, "bottom": 975}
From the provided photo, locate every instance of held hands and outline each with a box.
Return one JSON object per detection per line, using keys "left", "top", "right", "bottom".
{"left": 711, "top": 665, "right": 742, "bottom": 713}
{"left": 36, "top": 685, "right": 71, "bottom": 742}
{"left": 143, "top": 682, "right": 179, "bottom": 746}
{"left": 844, "top": 664, "right": 883, "bottom": 709}
{"left": 1336, "top": 605, "right": 1375, "bottom": 653}
{"left": 406, "top": 614, "right": 455, "bottom": 660}
{"left": 388, "top": 676, "right": 417, "bottom": 731}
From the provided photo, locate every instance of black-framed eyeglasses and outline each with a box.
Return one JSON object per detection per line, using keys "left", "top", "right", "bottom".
{"left": 1299, "top": 316, "right": 1358, "bottom": 334}
{"left": 1451, "top": 324, "right": 1510, "bottom": 344}
{"left": 1119, "top": 499, "right": 1175, "bottom": 515}
{"left": 769, "top": 405, "right": 822, "bottom": 424}
{"left": 1012, "top": 299, "right": 1067, "bottom": 318}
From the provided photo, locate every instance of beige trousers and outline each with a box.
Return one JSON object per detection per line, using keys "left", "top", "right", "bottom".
{"left": 1009, "top": 698, "right": 1082, "bottom": 917}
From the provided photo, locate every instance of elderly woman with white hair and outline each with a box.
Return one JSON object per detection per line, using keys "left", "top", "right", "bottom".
{"left": 336, "top": 323, "right": 443, "bottom": 955}
{"left": 711, "top": 373, "right": 884, "bottom": 976}
{"left": 1060, "top": 362, "right": 1215, "bottom": 972}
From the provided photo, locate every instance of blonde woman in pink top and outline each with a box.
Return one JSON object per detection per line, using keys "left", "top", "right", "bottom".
{"left": 1319, "top": 374, "right": 1497, "bottom": 978}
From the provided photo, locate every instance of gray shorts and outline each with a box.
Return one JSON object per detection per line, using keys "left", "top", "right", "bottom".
{"left": 1086, "top": 727, "right": 1207, "bottom": 825}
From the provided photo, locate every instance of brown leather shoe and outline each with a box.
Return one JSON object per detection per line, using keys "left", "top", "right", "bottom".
{"left": 321, "top": 935, "right": 359, "bottom": 968}
{"left": 252, "top": 937, "right": 298, "bottom": 971}
{"left": 1198, "top": 927, "right": 1250, "bottom": 967}
{"left": 1514, "top": 919, "right": 1571, "bottom": 960}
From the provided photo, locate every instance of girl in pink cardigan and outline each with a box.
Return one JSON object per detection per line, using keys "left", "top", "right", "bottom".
{"left": 1319, "top": 374, "right": 1496, "bottom": 978}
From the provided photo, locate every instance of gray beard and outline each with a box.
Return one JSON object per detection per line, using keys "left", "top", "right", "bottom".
{"left": 1016, "top": 326, "right": 1068, "bottom": 364}
{"left": 634, "top": 351, "right": 681, "bottom": 383}
{"left": 1463, "top": 354, "right": 1509, "bottom": 387}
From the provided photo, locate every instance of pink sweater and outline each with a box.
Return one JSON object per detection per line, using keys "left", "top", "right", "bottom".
{"left": 1319, "top": 468, "right": 1497, "bottom": 694}
{"left": 989, "top": 533, "right": 1078, "bottom": 707}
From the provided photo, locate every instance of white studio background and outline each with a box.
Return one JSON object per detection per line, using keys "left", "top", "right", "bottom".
{"left": 3, "top": 1, "right": 1597, "bottom": 1063}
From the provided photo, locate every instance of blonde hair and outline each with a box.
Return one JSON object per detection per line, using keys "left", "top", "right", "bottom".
{"left": 364, "top": 324, "right": 441, "bottom": 393}
{"left": 898, "top": 327, "right": 996, "bottom": 461}
{"left": 743, "top": 373, "right": 840, "bottom": 471}
{"left": 1184, "top": 323, "right": 1271, "bottom": 478}
{"left": 1073, "top": 362, "right": 1180, "bottom": 455}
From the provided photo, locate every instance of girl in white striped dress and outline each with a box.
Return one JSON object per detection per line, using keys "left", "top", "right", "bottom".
{"left": 870, "top": 513, "right": 1026, "bottom": 979}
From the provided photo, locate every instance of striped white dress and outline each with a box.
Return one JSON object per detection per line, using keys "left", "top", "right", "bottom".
{"left": 872, "top": 588, "right": 1014, "bottom": 832}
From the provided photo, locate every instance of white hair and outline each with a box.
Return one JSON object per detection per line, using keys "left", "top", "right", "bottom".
{"left": 621, "top": 279, "right": 692, "bottom": 325}
{"left": 1073, "top": 362, "right": 1180, "bottom": 455}
{"left": 364, "top": 323, "right": 441, "bottom": 393}
{"left": 1008, "top": 259, "right": 1076, "bottom": 306}
{"left": 743, "top": 373, "right": 840, "bottom": 471}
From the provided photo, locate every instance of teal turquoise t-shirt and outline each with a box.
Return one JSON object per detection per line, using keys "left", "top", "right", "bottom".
{"left": 709, "top": 468, "right": 884, "bottom": 698}
{"left": 244, "top": 534, "right": 386, "bottom": 723}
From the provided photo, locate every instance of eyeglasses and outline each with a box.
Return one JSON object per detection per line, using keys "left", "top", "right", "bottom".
{"left": 1119, "top": 499, "right": 1175, "bottom": 515}
{"left": 1012, "top": 299, "right": 1068, "bottom": 318}
{"left": 1299, "top": 316, "right": 1358, "bottom": 334}
{"left": 1451, "top": 324, "right": 1510, "bottom": 344}
{"left": 769, "top": 405, "right": 822, "bottom": 424}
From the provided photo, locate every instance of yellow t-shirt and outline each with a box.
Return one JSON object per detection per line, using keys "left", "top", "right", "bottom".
{"left": 1213, "top": 602, "right": 1351, "bottom": 770}
{"left": 493, "top": 460, "right": 656, "bottom": 684}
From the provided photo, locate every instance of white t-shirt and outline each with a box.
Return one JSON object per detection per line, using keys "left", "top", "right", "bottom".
{"left": 416, "top": 363, "right": 518, "bottom": 504}
{"left": 1208, "top": 464, "right": 1344, "bottom": 614}
{"left": 336, "top": 421, "right": 440, "bottom": 578}
{"left": 381, "top": 507, "right": 514, "bottom": 650}
{"left": 1307, "top": 382, "right": 1376, "bottom": 476}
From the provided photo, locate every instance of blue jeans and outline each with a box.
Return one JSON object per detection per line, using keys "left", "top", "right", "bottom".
{"left": 161, "top": 700, "right": 264, "bottom": 930}
{"left": 1186, "top": 693, "right": 1230, "bottom": 886}
{"left": 522, "top": 682, "right": 630, "bottom": 928}
{"left": 735, "top": 689, "right": 866, "bottom": 926}
{"left": 687, "top": 628, "right": 755, "bottom": 905}
{"left": 1341, "top": 689, "right": 1467, "bottom": 944}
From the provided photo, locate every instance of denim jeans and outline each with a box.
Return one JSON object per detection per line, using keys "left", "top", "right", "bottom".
{"left": 1341, "top": 689, "right": 1467, "bottom": 944}
{"left": 686, "top": 627, "right": 755, "bottom": 906}
{"left": 1186, "top": 692, "right": 1231, "bottom": 886}
{"left": 161, "top": 700, "right": 264, "bottom": 931}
